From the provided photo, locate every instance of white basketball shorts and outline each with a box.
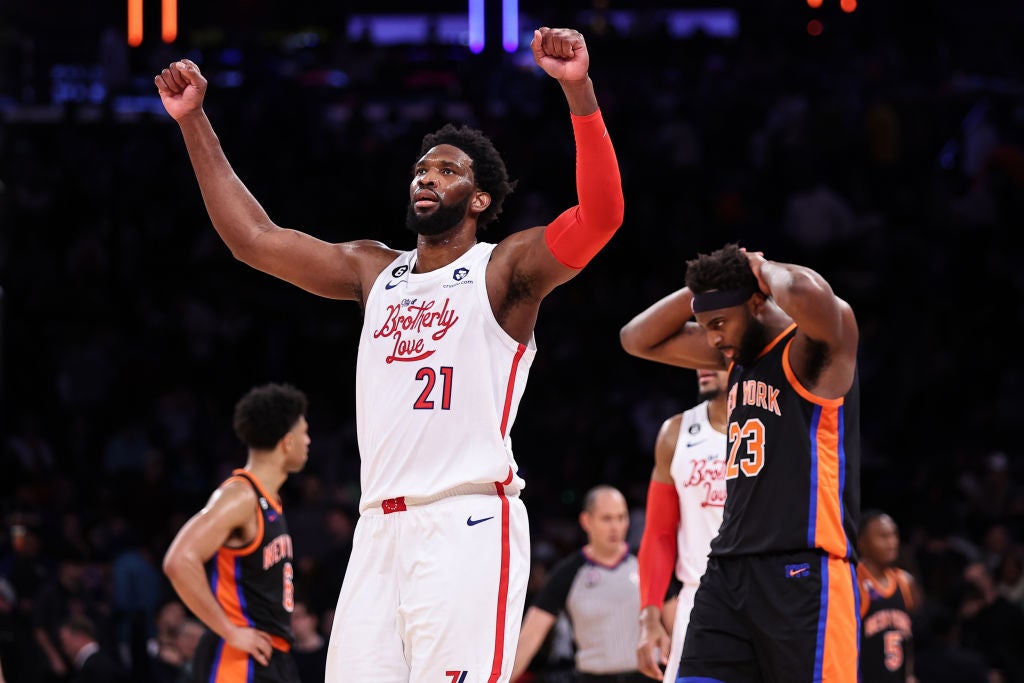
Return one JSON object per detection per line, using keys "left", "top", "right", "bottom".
{"left": 326, "top": 489, "right": 529, "bottom": 682}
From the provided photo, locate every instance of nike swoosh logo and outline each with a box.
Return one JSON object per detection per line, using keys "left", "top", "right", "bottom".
{"left": 384, "top": 280, "right": 403, "bottom": 290}
{"left": 686, "top": 440, "right": 707, "bottom": 447}
{"left": 466, "top": 515, "right": 494, "bottom": 526}
{"left": 788, "top": 568, "right": 808, "bottom": 577}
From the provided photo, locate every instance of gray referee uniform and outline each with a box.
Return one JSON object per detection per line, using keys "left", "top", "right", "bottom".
{"left": 531, "top": 548, "right": 645, "bottom": 682}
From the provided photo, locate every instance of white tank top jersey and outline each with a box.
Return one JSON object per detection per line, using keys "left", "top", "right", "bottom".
{"left": 355, "top": 242, "right": 535, "bottom": 512}
{"left": 668, "top": 401, "right": 727, "bottom": 584}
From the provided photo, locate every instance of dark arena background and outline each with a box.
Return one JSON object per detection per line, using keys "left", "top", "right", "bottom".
{"left": 1, "top": 0, "right": 1023, "bottom": 681}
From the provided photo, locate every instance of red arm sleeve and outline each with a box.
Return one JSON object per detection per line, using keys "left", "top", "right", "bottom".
{"left": 638, "top": 480, "right": 681, "bottom": 610}
{"left": 543, "top": 109, "right": 624, "bottom": 269}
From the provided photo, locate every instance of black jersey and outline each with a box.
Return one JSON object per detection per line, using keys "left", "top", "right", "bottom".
{"left": 711, "top": 324, "right": 860, "bottom": 558}
{"left": 858, "top": 565, "right": 914, "bottom": 682}
{"left": 207, "top": 469, "right": 295, "bottom": 645}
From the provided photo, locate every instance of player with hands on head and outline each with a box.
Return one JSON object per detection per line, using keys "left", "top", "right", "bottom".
{"left": 620, "top": 243, "right": 861, "bottom": 683}
{"left": 156, "top": 25, "right": 623, "bottom": 683}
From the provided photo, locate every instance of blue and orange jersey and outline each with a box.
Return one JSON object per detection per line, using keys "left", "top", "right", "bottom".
{"left": 206, "top": 469, "right": 295, "bottom": 647}
{"left": 858, "top": 565, "right": 914, "bottom": 682}
{"left": 711, "top": 325, "right": 860, "bottom": 559}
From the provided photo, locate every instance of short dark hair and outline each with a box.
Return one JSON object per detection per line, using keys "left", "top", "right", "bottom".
{"left": 232, "top": 383, "right": 308, "bottom": 451}
{"left": 685, "top": 243, "right": 759, "bottom": 294}
{"left": 858, "top": 508, "right": 890, "bottom": 538}
{"left": 418, "top": 124, "right": 516, "bottom": 229}
{"left": 61, "top": 615, "right": 97, "bottom": 640}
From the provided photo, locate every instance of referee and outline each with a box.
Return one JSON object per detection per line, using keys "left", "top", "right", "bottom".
{"left": 512, "top": 486, "right": 645, "bottom": 683}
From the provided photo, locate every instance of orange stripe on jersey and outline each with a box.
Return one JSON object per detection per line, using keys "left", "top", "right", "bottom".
{"left": 821, "top": 556, "right": 859, "bottom": 683}
{"left": 856, "top": 565, "right": 913, "bottom": 618}
{"left": 755, "top": 322, "right": 797, "bottom": 361}
{"left": 212, "top": 640, "right": 251, "bottom": 683}
{"left": 782, "top": 339, "right": 848, "bottom": 558}
{"left": 215, "top": 552, "right": 251, "bottom": 628}
{"left": 232, "top": 468, "right": 283, "bottom": 514}
{"left": 782, "top": 340, "right": 844, "bottom": 408}
{"left": 218, "top": 476, "right": 266, "bottom": 557}
{"left": 270, "top": 634, "right": 291, "bottom": 653}
{"left": 813, "top": 406, "right": 847, "bottom": 557}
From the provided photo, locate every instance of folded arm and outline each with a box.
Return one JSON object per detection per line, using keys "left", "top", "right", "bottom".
{"left": 620, "top": 287, "right": 727, "bottom": 370}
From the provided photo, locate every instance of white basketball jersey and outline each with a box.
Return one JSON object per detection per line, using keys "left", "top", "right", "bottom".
{"left": 355, "top": 242, "right": 535, "bottom": 512}
{"left": 669, "top": 402, "right": 727, "bottom": 584}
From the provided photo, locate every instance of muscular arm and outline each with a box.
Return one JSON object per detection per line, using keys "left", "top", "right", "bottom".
{"left": 156, "top": 60, "right": 397, "bottom": 302}
{"left": 751, "top": 254, "right": 858, "bottom": 396}
{"left": 636, "top": 415, "right": 682, "bottom": 679}
{"left": 756, "top": 260, "right": 848, "bottom": 347}
{"left": 162, "top": 482, "right": 274, "bottom": 665}
{"left": 487, "top": 28, "right": 624, "bottom": 342}
{"left": 620, "top": 287, "right": 726, "bottom": 370}
{"left": 511, "top": 607, "right": 557, "bottom": 681}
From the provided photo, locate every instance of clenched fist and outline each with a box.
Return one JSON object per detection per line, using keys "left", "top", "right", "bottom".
{"left": 531, "top": 27, "right": 589, "bottom": 82}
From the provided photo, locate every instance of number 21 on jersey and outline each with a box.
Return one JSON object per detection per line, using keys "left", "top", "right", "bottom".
{"left": 414, "top": 366, "right": 453, "bottom": 410}
{"left": 727, "top": 418, "right": 765, "bottom": 478}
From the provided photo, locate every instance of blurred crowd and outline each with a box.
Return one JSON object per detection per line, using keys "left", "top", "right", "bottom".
{"left": 2, "top": 3, "right": 1024, "bottom": 681}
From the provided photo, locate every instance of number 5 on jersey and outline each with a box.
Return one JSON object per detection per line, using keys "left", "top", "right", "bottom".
{"left": 414, "top": 366, "right": 453, "bottom": 410}
{"left": 727, "top": 418, "right": 765, "bottom": 478}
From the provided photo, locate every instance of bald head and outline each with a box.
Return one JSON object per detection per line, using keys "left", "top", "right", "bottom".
{"left": 582, "top": 485, "right": 626, "bottom": 514}
{"left": 579, "top": 486, "right": 629, "bottom": 555}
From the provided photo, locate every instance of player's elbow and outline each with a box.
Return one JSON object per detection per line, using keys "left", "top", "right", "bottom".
{"left": 619, "top": 322, "right": 650, "bottom": 358}
{"left": 607, "top": 196, "right": 625, "bottom": 229}
{"left": 162, "top": 549, "right": 186, "bottom": 581}
{"left": 583, "top": 195, "right": 624, "bottom": 233}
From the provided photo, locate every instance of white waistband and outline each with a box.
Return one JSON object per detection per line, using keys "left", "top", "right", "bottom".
{"left": 364, "top": 481, "right": 521, "bottom": 514}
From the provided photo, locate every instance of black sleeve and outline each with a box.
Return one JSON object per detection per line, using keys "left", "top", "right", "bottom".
{"left": 531, "top": 551, "right": 586, "bottom": 617}
{"left": 664, "top": 575, "right": 683, "bottom": 602}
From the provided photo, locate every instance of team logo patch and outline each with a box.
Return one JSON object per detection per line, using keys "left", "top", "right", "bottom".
{"left": 688, "top": 423, "right": 701, "bottom": 435}
{"left": 385, "top": 265, "right": 410, "bottom": 290}
{"left": 785, "top": 563, "right": 810, "bottom": 579}
{"left": 453, "top": 267, "right": 469, "bottom": 281}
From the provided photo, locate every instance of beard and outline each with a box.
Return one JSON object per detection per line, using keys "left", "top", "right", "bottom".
{"left": 405, "top": 195, "right": 471, "bottom": 236}
{"left": 735, "top": 315, "right": 770, "bottom": 366}
{"left": 698, "top": 385, "right": 723, "bottom": 402}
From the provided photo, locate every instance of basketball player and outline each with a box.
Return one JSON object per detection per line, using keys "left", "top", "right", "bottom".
{"left": 857, "top": 510, "right": 916, "bottom": 683}
{"left": 619, "top": 243, "right": 861, "bottom": 682}
{"left": 163, "top": 383, "right": 309, "bottom": 683}
{"left": 622, "top": 368, "right": 728, "bottom": 682}
{"left": 511, "top": 486, "right": 644, "bottom": 682}
{"left": 155, "top": 26, "right": 623, "bottom": 682}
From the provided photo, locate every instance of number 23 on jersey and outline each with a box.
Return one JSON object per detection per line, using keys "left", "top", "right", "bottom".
{"left": 727, "top": 418, "right": 765, "bottom": 478}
